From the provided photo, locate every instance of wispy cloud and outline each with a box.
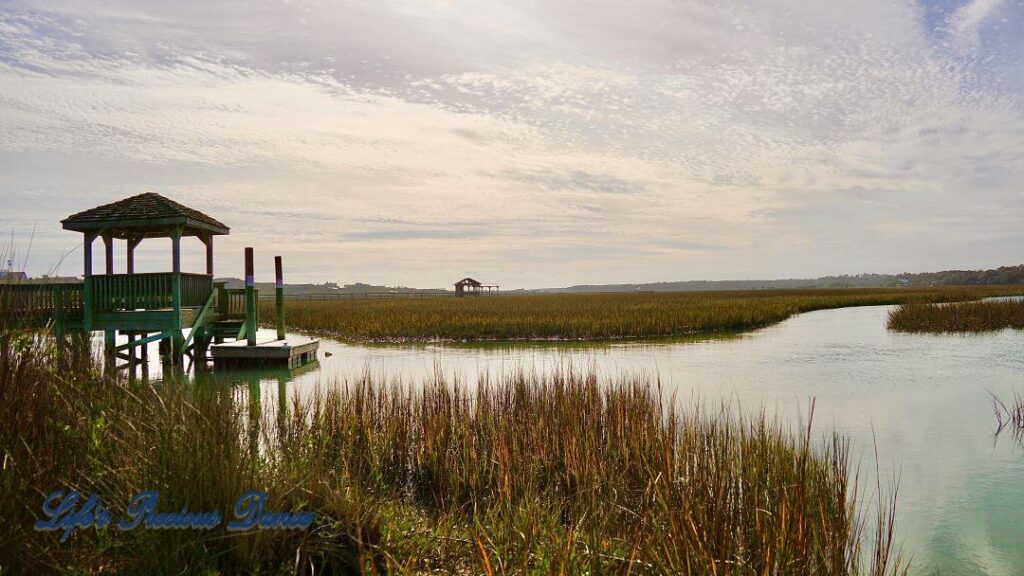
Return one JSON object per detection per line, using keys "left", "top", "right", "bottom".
{"left": 0, "top": 0, "right": 1022, "bottom": 287}
{"left": 947, "top": 0, "right": 1006, "bottom": 53}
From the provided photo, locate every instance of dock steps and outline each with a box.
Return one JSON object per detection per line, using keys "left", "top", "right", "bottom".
{"left": 209, "top": 320, "right": 244, "bottom": 339}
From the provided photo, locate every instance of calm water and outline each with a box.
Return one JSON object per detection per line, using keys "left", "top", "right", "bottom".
{"left": 183, "top": 304, "right": 1024, "bottom": 575}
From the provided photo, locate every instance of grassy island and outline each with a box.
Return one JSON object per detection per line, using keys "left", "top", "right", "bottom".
{"left": 888, "top": 299, "right": 1024, "bottom": 333}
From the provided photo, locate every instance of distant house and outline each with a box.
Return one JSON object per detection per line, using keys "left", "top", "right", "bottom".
{"left": 0, "top": 271, "right": 28, "bottom": 282}
{"left": 455, "top": 277, "right": 499, "bottom": 297}
{"left": 897, "top": 278, "right": 911, "bottom": 288}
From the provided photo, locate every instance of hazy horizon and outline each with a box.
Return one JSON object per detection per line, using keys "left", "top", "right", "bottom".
{"left": 2, "top": 0, "right": 1023, "bottom": 289}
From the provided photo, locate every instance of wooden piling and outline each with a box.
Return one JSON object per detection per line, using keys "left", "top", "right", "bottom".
{"left": 245, "top": 247, "right": 256, "bottom": 346}
{"left": 104, "top": 330, "right": 115, "bottom": 369}
{"left": 127, "top": 333, "right": 137, "bottom": 377}
{"left": 53, "top": 285, "right": 65, "bottom": 353}
{"left": 140, "top": 332, "right": 148, "bottom": 367}
{"left": 275, "top": 256, "right": 285, "bottom": 340}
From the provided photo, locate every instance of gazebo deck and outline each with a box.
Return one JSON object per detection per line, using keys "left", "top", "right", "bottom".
{"left": 93, "top": 306, "right": 206, "bottom": 331}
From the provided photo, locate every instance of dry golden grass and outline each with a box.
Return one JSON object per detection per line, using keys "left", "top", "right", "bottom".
{"left": 270, "top": 287, "right": 1024, "bottom": 342}
{"left": 1, "top": 292, "right": 907, "bottom": 574}
{"left": 888, "top": 298, "right": 1024, "bottom": 333}
{"left": 0, "top": 356, "right": 906, "bottom": 573}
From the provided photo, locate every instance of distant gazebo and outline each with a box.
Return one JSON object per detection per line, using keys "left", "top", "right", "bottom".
{"left": 454, "top": 277, "right": 499, "bottom": 297}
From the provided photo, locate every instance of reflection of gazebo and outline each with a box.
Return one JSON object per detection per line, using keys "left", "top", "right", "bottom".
{"left": 60, "top": 192, "right": 241, "bottom": 366}
{"left": 454, "top": 277, "right": 499, "bottom": 297}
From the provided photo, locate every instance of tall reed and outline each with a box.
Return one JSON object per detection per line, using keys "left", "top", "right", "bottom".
{"left": 992, "top": 389, "right": 1024, "bottom": 444}
{"left": 288, "top": 372, "right": 906, "bottom": 574}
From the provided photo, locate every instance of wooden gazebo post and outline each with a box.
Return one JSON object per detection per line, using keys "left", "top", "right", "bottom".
{"left": 201, "top": 232, "right": 214, "bottom": 276}
{"left": 102, "top": 231, "right": 115, "bottom": 366}
{"left": 171, "top": 225, "right": 183, "bottom": 363}
{"left": 82, "top": 231, "right": 96, "bottom": 332}
{"left": 102, "top": 232, "right": 113, "bottom": 274}
{"left": 126, "top": 236, "right": 142, "bottom": 274}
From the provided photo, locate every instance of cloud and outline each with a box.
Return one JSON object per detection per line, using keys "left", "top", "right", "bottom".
{"left": 0, "top": 1, "right": 1023, "bottom": 287}
{"left": 946, "top": 0, "right": 1006, "bottom": 53}
{"left": 499, "top": 168, "right": 646, "bottom": 195}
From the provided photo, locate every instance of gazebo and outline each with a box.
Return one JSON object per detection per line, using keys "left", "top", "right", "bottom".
{"left": 60, "top": 192, "right": 240, "bottom": 367}
{"left": 454, "top": 277, "right": 499, "bottom": 297}
{"left": 6, "top": 191, "right": 316, "bottom": 372}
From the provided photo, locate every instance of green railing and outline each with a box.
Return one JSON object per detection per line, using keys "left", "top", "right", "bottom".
{"left": 89, "top": 273, "right": 213, "bottom": 312}
{"left": 180, "top": 274, "right": 213, "bottom": 309}
{"left": 1, "top": 283, "right": 84, "bottom": 322}
{"left": 217, "top": 284, "right": 256, "bottom": 319}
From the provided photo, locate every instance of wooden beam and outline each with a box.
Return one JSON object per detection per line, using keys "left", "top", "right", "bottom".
{"left": 63, "top": 216, "right": 229, "bottom": 237}
{"left": 171, "top": 331, "right": 185, "bottom": 367}
{"left": 204, "top": 233, "right": 214, "bottom": 276}
{"left": 183, "top": 291, "right": 216, "bottom": 349}
{"left": 171, "top": 226, "right": 183, "bottom": 345}
{"left": 114, "top": 331, "right": 169, "bottom": 352}
{"left": 83, "top": 232, "right": 96, "bottom": 277}
{"left": 83, "top": 232, "right": 97, "bottom": 332}
{"left": 126, "top": 236, "right": 142, "bottom": 275}
{"left": 127, "top": 333, "right": 136, "bottom": 368}
{"left": 104, "top": 330, "right": 115, "bottom": 368}
{"left": 171, "top": 228, "right": 181, "bottom": 274}
{"left": 102, "top": 232, "right": 114, "bottom": 275}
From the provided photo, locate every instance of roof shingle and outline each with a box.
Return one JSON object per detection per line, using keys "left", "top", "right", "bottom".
{"left": 62, "top": 193, "right": 229, "bottom": 237}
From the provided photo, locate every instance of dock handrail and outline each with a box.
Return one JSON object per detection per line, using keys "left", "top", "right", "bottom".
{"left": 1, "top": 282, "right": 85, "bottom": 322}
{"left": 217, "top": 284, "right": 255, "bottom": 318}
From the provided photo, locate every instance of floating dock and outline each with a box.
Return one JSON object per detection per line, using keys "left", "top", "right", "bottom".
{"left": 210, "top": 334, "right": 319, "bottom": 368}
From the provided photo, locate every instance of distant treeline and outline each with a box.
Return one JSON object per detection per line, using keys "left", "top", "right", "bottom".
{"left": 20, "top": 266, "right": 1024, "bottom": 295}
{"left": 544, "top": 265, "right": 1024, "bottom": 293}
{"left": 220, "top": 265, "right": 1024, "bottom": 295}
{"left": 215, "top": 278, "right": 446, "bottom": 296}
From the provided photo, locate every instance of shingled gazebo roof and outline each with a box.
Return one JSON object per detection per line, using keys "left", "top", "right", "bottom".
{"left": 62, "top": 193, "right": 230, "bottom": 239}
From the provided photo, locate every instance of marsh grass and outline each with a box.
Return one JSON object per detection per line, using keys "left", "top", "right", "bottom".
{"left": 888, "top": 299, "right": 1024, "bottom": 333}
{"left": 992, "top": 390, "right": 1024, "bottom": 445}
{"left": 0, "top": 326, "right": 381, "bottom": 574}
{"left": 2, "top": 289, "right": 907, "bottom": 574}
{"left": 296, "top": 375, "right": 906, "bottom": 575}
{"left": 271, "top": 287, "right": 1024, "bottom": 343}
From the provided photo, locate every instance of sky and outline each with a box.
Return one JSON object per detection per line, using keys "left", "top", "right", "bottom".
{"left": 1, "top": 0, "right": 1023, "bottom": 289}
